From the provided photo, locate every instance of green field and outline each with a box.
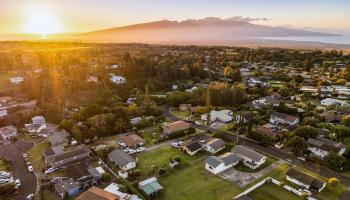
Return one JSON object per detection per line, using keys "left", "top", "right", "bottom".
{"left": 157, "top": 161, "right": 242, "bottom": 200}
{"left": 169, "top": 110, "right": 190, "bottom": 119}
{"left": 248, "top": 182, "right": 301, "bottom": 200}
{"left": 27, "top": 141, "right": 50, "bottom": 171}
{"left": 136, "top": 146, "right": 206, "bottom": 179}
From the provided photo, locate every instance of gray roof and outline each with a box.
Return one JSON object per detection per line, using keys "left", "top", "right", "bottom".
{"left": 0, "top": 125, "right": 17, "bottom": 136}
{"left": 48, "top": 132, "right": 69, "bottom": 146}
{"left": 206, "top": 138, "right": 226, "bottom": 151}
{"left": 205, "top": 156, "right": 223, "bottom": 168}
{"left": 205, "top": 153, "right": 240, "bottom": 168}
{"left": 54, "top": 178, "right": 80, "bottom": 193}
{"left": 108, "top": 150, "right": 135, "bottom": 168}
{"left": 232, "top": 145, "right": 265, "bottom": 162}
{"left": 220, "top": 153, "right": 240, "bottom": 165}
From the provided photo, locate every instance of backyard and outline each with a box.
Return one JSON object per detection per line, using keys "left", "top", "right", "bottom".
{"left": 248, "top": 182, "right": 301, "bottom": 200}
{"left": 135, "top": 145, "right": 206, "bottom": 179}
{"left": 169, "top": 110, "right": 190, "bottom": 119}
{"left": 157, "top": 161, "right": 242, "bottom": 200}
{"left": 27, "top": 141, "right": 50, "bottom": 171}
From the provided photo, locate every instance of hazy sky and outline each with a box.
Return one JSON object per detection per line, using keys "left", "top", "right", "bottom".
{"left": 0, "top": 0, "right": 349, "bottom": 34}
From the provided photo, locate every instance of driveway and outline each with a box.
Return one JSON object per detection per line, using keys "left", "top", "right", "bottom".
{"left": 218, "top": 160, "right": 284, "bottom": 188}
{"left": 0, "top": 140, "right": 36, "bottom": 200}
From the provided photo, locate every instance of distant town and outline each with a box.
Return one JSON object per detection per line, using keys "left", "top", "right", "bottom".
{"left": 0, "top": 42, "right": 349, "bottom": 200}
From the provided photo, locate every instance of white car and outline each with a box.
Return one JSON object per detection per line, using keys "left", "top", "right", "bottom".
{"left": 15, "top": 179, "right": 21, "bottom": 187}
{"left": 23, "top": 154, "right": 28, "bottom": 159}
{"left": 27, "top": 165, "right": 33, "bottom": 172}
{"left": 26, "top": 194, "right": 34, "bottom": 200}
{"left": 45, "top": 167, "right": 58, "bottom": 175}
{"left": 171, "top": 142, "right": 181, "bottom": 148}
{"left": 136, "top": 147, "right": 145, "bottom": 152}
{"left": 26, "top": 162, "right": 31, "bottom": 166}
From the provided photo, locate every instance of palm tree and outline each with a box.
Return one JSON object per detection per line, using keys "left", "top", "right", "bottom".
{"left": 114, "top": 118, "right": 126, "bottom": 133}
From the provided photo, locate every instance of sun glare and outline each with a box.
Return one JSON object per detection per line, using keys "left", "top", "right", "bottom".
{"left": 23, "top": 8, "right": 62, "bottom": 38}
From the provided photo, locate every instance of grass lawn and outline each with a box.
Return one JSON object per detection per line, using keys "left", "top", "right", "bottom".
{"left": 95, "top": 135, "right": 119, "bottom": 148}
{"left": 169, "top": 110, "right": 190, "bottom": 119}
{"left": 234, "top": 157, "right": 276, "bottom": 173}
{"left": 27, "top": 141, "right": 50, "bottom": 171}
{"left": 0, "top": 159, "right": 10, "bottom": 171}
{"left": 343, "top": 137, "right": 350, "bottom": 149}
{"left": 315, "top": 183, "right": 345, "bottom": 200}
{"left": 141, "top": 131, "right": 161, "bottom": 145}
{"left": 136, "top": 146, "right": 206, "bottom": 179}
{"left": 35, "top": 189, "right": 60, "bottom": 200}
{"left": 157, "top": 161, "right": 242, "bottom": 200}
{"left": 248, "top": 182, "right": 301, "bottom": 200}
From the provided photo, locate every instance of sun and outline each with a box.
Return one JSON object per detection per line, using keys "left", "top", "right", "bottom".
{"left": 23, "top": 8, "right": 62, "bottom": 38}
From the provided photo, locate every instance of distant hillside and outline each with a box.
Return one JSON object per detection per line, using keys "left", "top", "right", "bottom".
{"left": 79, "top": 17, "right": 339, "bottom": 44}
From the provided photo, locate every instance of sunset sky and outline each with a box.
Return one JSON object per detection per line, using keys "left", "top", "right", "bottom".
{"left": 1, "top": 0, "right": 349, "bottom": 34}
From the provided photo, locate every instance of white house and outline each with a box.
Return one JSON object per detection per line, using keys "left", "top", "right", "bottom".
{"left": 9, "top": 76, "right": 24, "bottom": 84}
{"left": 286, "top": 168, "right": 326, "bottom": 192}
{"left": 252, "top": 96, "right": 280, "bottom": 108}
{"left": 232, "top": 145, "right": 266, "bottom": 170}
{"left": 32, "top": 116, "right": 46, "bottom": 125}
{"left": 201, "top": 110, "right": 233, "bottom": 123}
{"left": 0, "top": 125, "right": 17, "bottom": 142}
{"left": 110, "top": 74, "right": 127, "bottom": 84}
{"left": 269, "top": 112, "right": 299, "bottom": 126}
{"left": 320, "top": 98, "right": 349, "bottom": 107}
{"left": 203, "top": 138, "right": 226, "bottom": 154}
{"left": 205, "top": 153, "right": 240, "bottom": 174}
{"left": 307, "top": 137, "right": 346, "bottom": 159}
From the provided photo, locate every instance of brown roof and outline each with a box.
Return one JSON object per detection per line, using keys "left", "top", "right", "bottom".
{"left": 76, "top": 187, "right": 118, "bottom": 200}
{"left": 255, "top": 123, "right": 282, "bottom": 138}
{"left": 118, "top": 132, "right": 145, "bottom": 147}
{"left": 164, "top": 121, "right": 190, "bottom": 133}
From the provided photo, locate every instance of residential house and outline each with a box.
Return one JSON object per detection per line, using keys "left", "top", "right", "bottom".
{"left": 25, "top": 116, "right": 47, "bottom": 134}
{"left": 104, "top": 183, "right": 142, "bottom": 200}
{"left": 269, "top": 112, "right": 299, "bottom": 126}
{"left": 179, "top": 104, "right": 192, "bottom": 111}
{"left": 47, "top": 130, "right": 70, "bottom": 147}
{"left": 307, "top": 136, "right": 346, "bottom": 159}
{"left": 108, "top": 150, "right": 136, "bottom": 171}
{"left": 163, "top": 121, "right": 190, "bottom": 135}
{"left": 286, "top": 168, "right": 326, "bottom": 192}
{"left": 65, "top": 162, "right": 101, "bottom": 190}
{"left": 203, "top": 138, "right": 226, "bottom": 154}
{"left": 320, "top": 98, "right": 349, "bottom": 107}
{"left": 300, "top": 86, "right": 318, "bottom": 95}
{"left": 76, "top": 186, "right": 118, "bottom": 200}
{"left": 255, "top": 123, "right": 282, "bottom": 140}
{"left": 138, "top": 177, "right": 163, "bottom": 197}
{"left": 43, "top": 145, "right": 90, "bottom": 168}
{"left": 54, "top": 178, "right": 80, "bottom": 199}
{"left": 232, "top": 145, "right": 266, "bottom": 170}
{"left": 247, "top": 77, "right": 267, "bottom": 87}
{"left": 320, "top": 110, "right": 343, "bottom": 123}
{"left": 319, "top": 86, "right": 333, "bottom": 98}
{"left": 181, "top": 141, "right": 203, "bottom": 156}
{"left": 0, "top": 125, "right": 17, "bottom": 142}
{"left": 252, "top": 96, "right": 279, "bottom": 109}
{"left": 110, "top": 74, "right": 127, "bottom": 84}
{"left": 117, "top": 132, "right": 145, "bottom": 148}
{"left": 201, "top": 110, "right": 233, "bottom": 123}
{"left": 205, "top": 153, "right": 240, "bottom": 174}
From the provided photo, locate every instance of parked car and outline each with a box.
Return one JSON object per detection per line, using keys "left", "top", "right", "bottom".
{"left": 26, "top": 162, "right": 31, "bottom": 166}
{"left": 26, "top": 194, "right": 34, "bottom": 200}
{"left": 22, "top": 154, "right": 28, "bottom": 159}
{"left": 27, "top": 166, "right": 33, "bottom": 172}
{"left": 136, "top": 147, "right": 146, "bottom": 152}
{"left": 44, "top": 167, "right": 58, "bottom": 175}
{"left": 0, "top": 179, "right": 10, "bottom": 184}
{"left": 15, "top": 179, "right": 20, "bottom": 187}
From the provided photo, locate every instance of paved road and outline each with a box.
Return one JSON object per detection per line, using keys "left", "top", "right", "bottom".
{"left": 162, "top": 105, "right": 350, "bottom": 186}
{"left": 0, "top": 140, "right": 36, "bottom": 200}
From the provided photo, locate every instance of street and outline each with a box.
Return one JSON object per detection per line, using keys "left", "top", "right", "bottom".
{"left": 0, "top": 140, "right": 37, "bottom": 200}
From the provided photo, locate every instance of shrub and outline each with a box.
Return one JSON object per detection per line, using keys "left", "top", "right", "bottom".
{"left": 101, "top": 173, "right": 112, "bottom": 182}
